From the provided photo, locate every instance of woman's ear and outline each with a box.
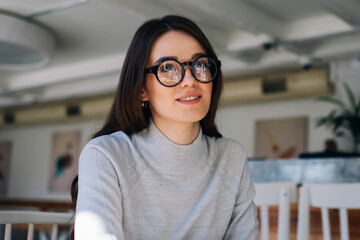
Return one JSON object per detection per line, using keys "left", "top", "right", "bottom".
{"left": 140, "top": 88, "right": 149, "bottom": 101}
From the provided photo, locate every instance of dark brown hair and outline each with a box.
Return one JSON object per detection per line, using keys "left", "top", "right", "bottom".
{"left": 71, "top": 15, "right": 223, "bottom": 238}
{"left": 93, "top": 15, "right": 223, "bottom": 138}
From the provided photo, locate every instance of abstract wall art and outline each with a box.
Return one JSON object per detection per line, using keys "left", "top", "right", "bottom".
{"left": 255, "top": 116, "right": 307, "bottom": 159}
{"left": 49, "top": 130, "right": 80, "bottom": 192}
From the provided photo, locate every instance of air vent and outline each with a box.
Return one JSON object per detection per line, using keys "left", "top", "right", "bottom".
{"left": 3, "top": 112, "right": 15, "bottom": 124}
{"left": 262, "top": 78, "right": 287, "bottom": 94}
{"left": 221, "top": 68, "right": 331, "bottom": 105}
{"left": 66, "top": 105, "right": 81, "bottom": 117}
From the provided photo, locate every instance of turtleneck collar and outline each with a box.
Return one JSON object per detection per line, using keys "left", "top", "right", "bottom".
{"left": 133, "top": 119, "right": 209, "bottom": 175}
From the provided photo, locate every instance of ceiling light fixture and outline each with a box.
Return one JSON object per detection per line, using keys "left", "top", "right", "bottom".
{"left": 25, "top": 0, "right": 88, "bottom": 19}
{"left": 0, "top": 10, "right": 55, "bottom": 71}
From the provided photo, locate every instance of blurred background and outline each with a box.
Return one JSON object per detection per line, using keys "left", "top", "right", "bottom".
{"left": 1, "top": 1, "right": 360, "bottom": 239}
{"left": 0, "top": 0, "right": 359, "bottom": 201}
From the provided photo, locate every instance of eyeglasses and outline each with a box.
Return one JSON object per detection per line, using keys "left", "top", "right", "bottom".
{"left": 144, "top": 56, "right": 221, "bottom": 87}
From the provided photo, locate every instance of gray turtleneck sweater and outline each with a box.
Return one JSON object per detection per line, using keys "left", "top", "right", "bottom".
{"left": 75, "top": 121, "right": 259, "bottom": 240}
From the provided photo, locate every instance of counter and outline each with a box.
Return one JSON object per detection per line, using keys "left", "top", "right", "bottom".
{"left": 248, "top": 158, "right": 360, "bottom": 183}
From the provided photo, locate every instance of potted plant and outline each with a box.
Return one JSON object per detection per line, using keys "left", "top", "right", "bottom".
{"left": 316, "top": 82, "right": 360, "bottom": 152}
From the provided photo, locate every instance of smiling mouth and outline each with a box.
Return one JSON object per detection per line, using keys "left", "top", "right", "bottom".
{"left": 178, "top": 96, "right": 200, "bottom": 101}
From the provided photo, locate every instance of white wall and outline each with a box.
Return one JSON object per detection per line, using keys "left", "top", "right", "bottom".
{"left": 0, "top": 58, "right": 359, "bottom": 200}
{"left": 218, "top": 58, "right": 360, "bottom": 155}
{"left": 217, "top": 98, "right": 334, "bottom": 157}
{"left": 0, "top": 119, "right": 102, "bottom": 200}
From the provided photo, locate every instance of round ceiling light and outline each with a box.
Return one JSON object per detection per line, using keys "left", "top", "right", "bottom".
{"left": 0, "top": 11, "right": 55, "bottom": 70}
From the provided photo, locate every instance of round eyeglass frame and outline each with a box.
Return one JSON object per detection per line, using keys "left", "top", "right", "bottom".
{"left": 144, "top": 56, "right": 221, "bottom": 87}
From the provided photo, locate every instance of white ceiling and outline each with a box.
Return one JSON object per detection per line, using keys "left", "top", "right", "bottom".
{"left": 1, "top": 0, "right": 360, "bottom": 109}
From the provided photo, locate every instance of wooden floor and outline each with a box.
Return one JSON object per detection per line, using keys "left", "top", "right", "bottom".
{"left": 259, "top": 205, "right": 360, "bottom": 240}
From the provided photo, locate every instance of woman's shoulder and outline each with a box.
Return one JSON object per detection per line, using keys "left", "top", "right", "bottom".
{"left": 80, "top": 131, "right": 141, "bottom": 174}
{"left": 83, "top": 130, "right": 133, "bottom": 156}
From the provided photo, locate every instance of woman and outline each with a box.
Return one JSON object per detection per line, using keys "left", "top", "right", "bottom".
{"left": 73, "top": 15, "right": 259, "bottom": 239}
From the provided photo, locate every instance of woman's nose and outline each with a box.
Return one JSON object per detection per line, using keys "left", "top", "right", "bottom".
{"left": 180, "top": 66, "right": 197, "bottom": 87}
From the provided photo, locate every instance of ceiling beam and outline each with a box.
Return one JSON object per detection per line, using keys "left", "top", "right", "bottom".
{"left": 154, "top": 0, "right": 283, "bottom": 37}
{"left": 86, "top": 0, "right": 235, "bottom": 56}
{"left": 4, "top": 53, "right": 125, "bottom": 92}
{"left": 197, "top": 25, "right": 231, "bottom": 52}
{"left": 313, "top": 33, "right": 360, "bottom": 59}
{"left": 313, "top": 0, "right": 360, "bottom": 27}
{"left": 105, "top": 0, "right": 176, "bottom": 19}
{"left": 227, "top": 31, "right": 273, "bottom": 52}
{"left": 151, "top": 0, "right": 283, "bottom": 57}
{"left": 282, "top": 13, "right": 353, "bottom": 41}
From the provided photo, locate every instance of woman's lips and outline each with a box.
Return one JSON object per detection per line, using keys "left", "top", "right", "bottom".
{"left": 178, "top": 96, "right": 199, "bottom": 101}
{"left": 176, "top": 94, "right": 202, "bottom": 104}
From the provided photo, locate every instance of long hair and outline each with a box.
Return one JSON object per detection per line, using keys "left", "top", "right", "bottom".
{"left": 71, "top": 15, "right": 223, "bottom": 239}
{"left": 94, "top": 15, "right": 223, "bottom": 138}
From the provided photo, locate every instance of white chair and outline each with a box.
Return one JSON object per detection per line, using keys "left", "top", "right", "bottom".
{"left": 0, "top": 210, "right": 73, "bottom": 240}
{"left": 254, "top": 182, "right": 297, "bottom": 240}
{"left": 297, "top": 183, "right": 360, "bottom": 240}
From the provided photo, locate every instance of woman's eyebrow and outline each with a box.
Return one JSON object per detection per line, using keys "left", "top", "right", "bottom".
{"left": 154, "top": 56, "right": 177, "bottom": 65}
{"left": 153, "top": 52, "right": 206, "bottom": 65}
{"left": 192, "top": 52, "right": 206, "bottom": 59}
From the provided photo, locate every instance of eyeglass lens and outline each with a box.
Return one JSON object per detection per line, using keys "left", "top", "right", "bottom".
{"left": 157, "top": 57, "right": 217, "bottom": 86}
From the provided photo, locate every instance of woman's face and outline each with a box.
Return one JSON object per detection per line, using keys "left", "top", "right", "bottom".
{"left": 142, "top": 30, "right": 213, "bottom": 128}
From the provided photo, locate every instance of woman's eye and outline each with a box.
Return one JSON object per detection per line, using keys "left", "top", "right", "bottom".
{"left": 195, "top": 61, "right": 208, "bottom": 69}
{"left": 160, "top": 63, "right": 175, "bottom": 72}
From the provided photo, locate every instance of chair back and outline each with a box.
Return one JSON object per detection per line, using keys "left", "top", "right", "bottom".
{"left": 0, "top": 210, "right": 73, "bottom": 240}
{"left": 297, "top": 183, "right": 360, "bottom": 240}
{"left": 254, "top": 182, "right": 297, "bottom": 240}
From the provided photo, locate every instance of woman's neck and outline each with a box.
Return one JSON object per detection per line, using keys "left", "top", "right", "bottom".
{"left": 151, "top": 118, "right": 200, "bottom": 145}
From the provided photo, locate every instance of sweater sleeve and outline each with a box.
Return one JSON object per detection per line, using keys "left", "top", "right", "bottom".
{"left": 223, "top": 150, "right": 260, "bottom": 240}
{"left": 75, "top": 145, "right": 125, "bottom": 240}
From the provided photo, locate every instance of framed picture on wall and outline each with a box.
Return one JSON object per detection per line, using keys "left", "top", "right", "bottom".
{"left": 0, "top": 141, "right": 12, "bottom": 194}
{"left": 255, "top": 116, "right": 307, "bottom": 159}
{"left": 49, "top": 130, "right": 80, "bottom": 192}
